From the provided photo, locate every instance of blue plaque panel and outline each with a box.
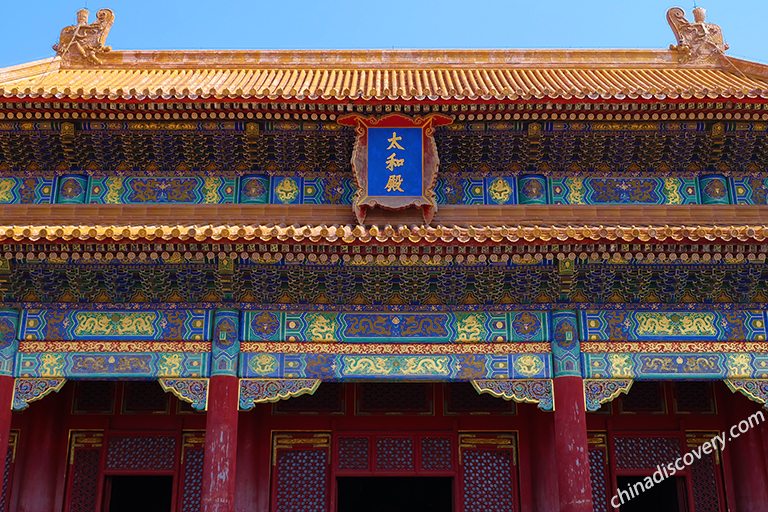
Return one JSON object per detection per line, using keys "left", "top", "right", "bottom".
{"left": 367, "top": 128, "right": 423, "bottom": 197}
{"left": 339, "top": 113, "right": 453, "bottom": 224}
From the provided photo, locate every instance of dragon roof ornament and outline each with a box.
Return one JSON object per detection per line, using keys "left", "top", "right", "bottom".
{"left": 667, "top": 6, "right": 728, "bottom": 64}
{"left": 52, "top": 8, "right": 115, "bottom": 66}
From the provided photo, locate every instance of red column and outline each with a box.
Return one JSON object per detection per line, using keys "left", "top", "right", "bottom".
{"left": 553, "top": 375, "right": 593, "bottom": 512}
{"left": 528, "top": 405, "right": 559, "bottom": 512}
{"left": 0, "top": 376, "right": 13, "bottom": 468}
{"left": 16, "top": 384, "right": 67, "bottom": 512}
{"left": 728, "top": 391, "right": 768, "bottom": 510}
{"left": 201, "top": 374, "right": 240, "bottom": 512}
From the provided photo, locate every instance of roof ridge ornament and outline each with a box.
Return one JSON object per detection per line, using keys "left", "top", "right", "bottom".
{"left": 667, "top": 6, "right": 728, "bottom": 65}
{"left": 53, "top": 8, "right": 115, "bottom": 66}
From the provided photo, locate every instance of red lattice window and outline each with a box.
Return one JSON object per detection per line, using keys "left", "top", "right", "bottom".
{"left": 445, "top": 383, "right": 514, "bottom": 414}
{"left": 357, "top": 383, "right": 431, "bottom": 414}
{"left": 105, "top": 436, "right": 176, "bottom": 471}
{"left": 461, "top": 448, "right": 516, "bottom": 512}
{"left": 620, "top": 381, "right": 666, "bottom": 413}
{"left": 337, "top": 437, "right": 369, "bottom": 471}
{"left": 121, "top": 381, "right": 170, "bottom": 414}
{"left": 73, "top": 381, "right": 115, "bottom": 414}
{"left": 376, "top": 437, "right": 414, "bottom": 471}
{"left": 0, "top": 432, "right": 17, "bottom": 512}
{"left": 674, "top": 382, "right": 715, "bottom": 414}
{"left": 274, "top": 382, "right": 344, "bottom": 414}
{"left": 420, "top": 437, "right": 452, "bottom": 471}
{"left": 588, "top": 434, "right": 610, "bottom": 512}
{"left": 66, "top": 432, "right": 104, "bottom": 512}
{"left": 274, "top": 448, "right": 328, "bottom": 512}
{"left": 614, "top": 436, "right": 682, "bottom": 470}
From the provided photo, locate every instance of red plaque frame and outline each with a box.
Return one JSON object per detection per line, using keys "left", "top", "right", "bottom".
{"left": 338, "top": 113, "right": 453, "bottom": 224}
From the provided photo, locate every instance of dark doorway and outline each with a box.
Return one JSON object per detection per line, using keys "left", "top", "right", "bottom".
{"left": 616, "top": 476, "right": 688, "bottom": 512}
{"left": 337, "top": 477, "right": 452, "bottom": 512}
{"left": 106, "top": 475, "right": 173, "bottom": 512}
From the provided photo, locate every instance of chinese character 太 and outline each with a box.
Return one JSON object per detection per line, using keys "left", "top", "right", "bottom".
{"left": 387, "top": 132, "right": 405, "bottom": 151}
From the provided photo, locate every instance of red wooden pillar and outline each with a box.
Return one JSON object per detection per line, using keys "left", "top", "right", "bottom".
{"left": 727, "top": 390, "right": 768, "bottom": 510}
{"left": 0, "top": 376, "right": 13, "bottom": 468}
{"left": 16, "top": 386, "right": 66, "bottom": 512}
{"left": 528, "top": 405, "right": 559, "bottom": 512}
{"left": 202, "top": 309, "right": 241, "bottom": 512}
{"left": 202, "top": 374, "right": 240, "bottom": 511}
{"left": 0, "top": 310, "right": 19, "bottom": 471}
{"left": 551, "top": 310, "right": 593, "bottom": 512}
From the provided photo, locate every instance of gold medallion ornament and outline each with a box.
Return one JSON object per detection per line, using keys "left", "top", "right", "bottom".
{"left": 275, "top": 178, "right": 300, "bottom": 204}
{"left": 488, "top": 178, "right": 513, "bottom": 204}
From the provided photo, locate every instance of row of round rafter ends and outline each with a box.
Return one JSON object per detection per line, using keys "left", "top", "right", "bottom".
{"left": 2, "top": 84, "right": 767, "bottom": 102}
{"left": 0, "top": 223, "right": 767, "bottom": 244}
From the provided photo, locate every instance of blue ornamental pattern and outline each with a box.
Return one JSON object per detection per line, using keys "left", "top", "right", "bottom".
{"left": 551, "top": 310, "right": 581, "bottom": 378}
{"left": 19, "top": 310, "right": 212, "bottom": 341}
{"left": 88, "top": 176, "right": 237, "bottom": 204}
{"left": 580, "top": 310, "right": 767, "bottom": 342}
{"left": 211, "top": 310, "right": 240, "bottom": 376}
{"left": 0, "top": 310, "right": 19, "bottom": 377}
{"left": 16, "top": 352, "right": 209, "bottom": 379}
{"left": 0, "top": 177, "right": 54, "bottom": 204}
{"left": 241, "top": 311, "right": 547, "bottom": 343}
{"left": 239, "top": 352, "right": 551, "bottom": 381}
{"left": 550, "top": 177, "right": 698, "bottom": 205}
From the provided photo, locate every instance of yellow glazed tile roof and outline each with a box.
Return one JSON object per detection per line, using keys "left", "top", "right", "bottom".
{"left": 2, "top": 50, "right": 768, "bottom": 101}
{"left": 2, "top": 222, "right": 768, "bottom": 245}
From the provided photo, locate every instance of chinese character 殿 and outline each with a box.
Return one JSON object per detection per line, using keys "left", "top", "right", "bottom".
{"left": 385, "top": 174, "right": 404, "bottom": 193}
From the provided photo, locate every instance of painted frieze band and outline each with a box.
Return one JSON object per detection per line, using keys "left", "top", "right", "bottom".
{"left": 580, "top": 310, "right": 767, "bottom": 342}
{"left": 242, "top": 311, "right": 548, "bottom": 343}
{"left": 582, "top": 352, "right": 768, "bottom": 380}
{"left": 88, "top": 176, "right": 237, "bottom": 204}
{"left": 16, "top": 352, "right": 208, "bottom": 379}
{"left": 550, "top": 177, "right": 698, "bottom": 205}
{"left": 239, "top": 352, "right": 551, "bottom": 381}
{"left": 18, "top": 310, "right": 212, "bottom": 341}
{"left": 5, "top": 172, "right": 768, "bottom": 206}
{"left": 4, "top": 308, "right": 768, "bottom": 383}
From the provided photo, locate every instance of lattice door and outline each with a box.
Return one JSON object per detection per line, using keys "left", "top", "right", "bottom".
{"left": 65, "top": 431, "right": 183, "bottom": 512}
{"left": 272, "top": 433, "right": 331, "bottom": 512}
{"left": 0, "top": 431, "right": 18, "bottom": 512}
{"left": 64, "top": 431, "right": 105, "bottom": 512}
{"left": 178, "top": 432, "right": 205, "bottom": 512}
{"left": 588, "top": 433, "right": 611, "bottom": 512}
{"left": 686, "top": 433, "right": 726, "bottom": 512}
{"left": 459, "top": 433, "right": 518, "bottom": 512}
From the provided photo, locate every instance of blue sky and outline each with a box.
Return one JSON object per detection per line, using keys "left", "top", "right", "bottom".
{"left": 1, "top": 1, "right": 767, "bottom": 68}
